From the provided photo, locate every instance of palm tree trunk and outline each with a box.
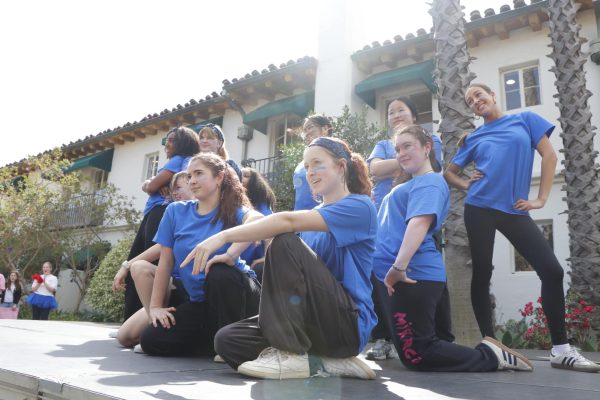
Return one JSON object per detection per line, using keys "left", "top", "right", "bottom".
{"left": 430, "top": 0, "right": 482, "bottom": 346}
{"left": 546, "top": 0, "right": 600, "bottom": 330}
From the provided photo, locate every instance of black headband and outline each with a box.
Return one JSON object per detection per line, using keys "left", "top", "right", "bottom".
{"left": 200, "top": 123, "right": 225, "bottom": 142}
{"left": 309, "top": 137, "right": 351, "bottom": 160}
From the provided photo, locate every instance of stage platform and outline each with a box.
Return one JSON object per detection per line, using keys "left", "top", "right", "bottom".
{"left": 0, "top": 320, "right": 598, "bottom": 400}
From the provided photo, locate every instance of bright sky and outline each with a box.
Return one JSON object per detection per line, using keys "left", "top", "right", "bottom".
{"left": 0, "top": 0, "right": 508, "bottom": 165}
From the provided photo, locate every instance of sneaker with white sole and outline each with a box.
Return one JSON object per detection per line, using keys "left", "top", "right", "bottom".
{"left": 214, "top": 354, "right": 225, "bottom": 363}
{"left": 133, "top": 344, "right": 145, "bottom": 354}
{"left": 108, "top": 330, "right": 119, "bottom": 339}
{"left": 237, "top": 347, "right": 309, "bottom": 380}
{"left": 320, "top": 356, "right": 376, "bottom": 380}
{"left": 480, "top": 336, "right": 533, "bottom": 371}
{"left": 550, "top": 348, "right": 600, "bottom": 373}
{"left": 366, "top": 339, "right": 398, "bottom": 360}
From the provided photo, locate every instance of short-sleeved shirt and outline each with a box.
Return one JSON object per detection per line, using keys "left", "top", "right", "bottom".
{"left": 373, "top": 173, "right": 449, "bottom": 283}
{"left": 33, "top": 274, "right": 58, "bottom": 297}
{"left": 299, "top": 194, "right": 378, "bottom": 352}
{"left": 240, "top": 202, "right": 273, "bottom": 265}
{"left": 368, "top": 135, "right": 443, "bottom": 211}
{"left": 154, "top": 201, "right": 253, "bottom": 302}
{"left": 451, "top": 112, "right": 554, "bottom": 215}
{"left": 293, "top": 162, "right": 320, "bottom": 211}
{"left": 143, "top": 155, "right": 192, "bottom": 215}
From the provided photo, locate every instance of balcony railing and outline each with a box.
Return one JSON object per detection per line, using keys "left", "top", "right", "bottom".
{"left": 242, "top": 156, "right": 282, "bottom": 185}
{"left": 52, "top": 192, "right": 106, "bottom": 229}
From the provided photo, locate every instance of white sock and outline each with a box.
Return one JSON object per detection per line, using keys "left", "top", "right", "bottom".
{"left": 552, "top": 343, "right": 571, "bottom": 356}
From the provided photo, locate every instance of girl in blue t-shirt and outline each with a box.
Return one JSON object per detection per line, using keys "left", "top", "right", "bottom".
{"left": 240, "top": 167, "right": 276, "bottom": 282}
{"left": 293, "top": 115, "right": 332, "bottom": 210}
{"left": 376, "top": 124, "right": 532, "bottom": 372}
{"left": 122, "top": 126, "right": 199, "bottom": 321}
{"left": 183, "top": 137, "right": 378, "bottom": 380}
{"left": 137, "top": 153, "right": 262, "bottom": 357}
{"left": 367, "top": 96, "right": 443, "bottom": 362}
{"left": 445, "top": 83, "right": 599, "bottom": 372}
{"left": 197, "top": 123, "right": 242, "bottom": 181}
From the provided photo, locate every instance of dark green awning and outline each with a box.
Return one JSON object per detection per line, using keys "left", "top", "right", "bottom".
{"left": 188, "top": 116, "right": 224, "bottom": 132}
{"left": 243, "top": 91, "right": 315, "bottom": 134}
{"left": 355, "top": 60, "right": 436, "bottom": 108}
{"left": 65, "top": 149, "right": 114, "bottom": 173}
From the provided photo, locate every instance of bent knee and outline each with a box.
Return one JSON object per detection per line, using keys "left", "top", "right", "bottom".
{"left": 270, "top": 232, "right": 300, "bottom": 252}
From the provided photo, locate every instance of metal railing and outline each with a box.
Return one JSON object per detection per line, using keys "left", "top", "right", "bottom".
{"left": 52, "top": 192, "right": 106, "bottom": 229}
{"left": 241, "top": 156, "right": 282, "bottom": 185}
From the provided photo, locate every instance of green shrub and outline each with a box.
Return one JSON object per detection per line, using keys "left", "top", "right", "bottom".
{"left": 271, "top": 142, "right": 306, "bottom": 212}
{"left": 85, "top": 236, "right": 133, "bottom": 322}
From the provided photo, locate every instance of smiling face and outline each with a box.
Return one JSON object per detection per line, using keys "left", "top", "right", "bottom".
{"left": 42, "top": 262, "right": 52, "bottom": 275}
{"left": 198, "top": 131, "right": 222, "bottom": 154}
{"left": 171, "top": 176, "right": 194, "bottom": 201}
{"left": 395, "top": 133, "right": 431, "bottom": 176}
{"left": 164, "top": 133, "right": 176, "bottom": 158}
{"left": 186, "top": 159, "right": 223, "bottom": 201}
{"left": 301, "top": 120, "right": 329, "bottom": 145}
{"left": 303, "top": 146, "right": 344, "bottom": 197}
{"left": 387, "top": 99, "right": 416, "bottom": 131}
{"left": 465, "top": 86, "right": 499, "bottom": 119}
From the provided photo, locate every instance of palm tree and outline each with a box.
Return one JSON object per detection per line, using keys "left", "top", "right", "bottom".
{"left": 546, "top": 0, "right": 600, "bottom": 329}
{"left": 430, "top": 0, "right": 481, "bottom": 345}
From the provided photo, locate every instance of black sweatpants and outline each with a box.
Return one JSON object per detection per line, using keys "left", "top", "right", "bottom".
{"left": 124, "top": 204, "right": 167, "bottom": 321}
{"left": 390, "top": 280, "right": 497, "bottom": 372}
{"left": 370, "top": 273, "right": 392, "bottom": 340}
{"left": 215, "top": 233, "right": 360, "bottom": 370}
{"left": 139, "top": 263, "right": 260, "bottom": 357}
{"left": 464, "top": 204, "right": 567, "bottom": 345}
{"left": 31, "top": 305, "right": 51, "bottom": 320}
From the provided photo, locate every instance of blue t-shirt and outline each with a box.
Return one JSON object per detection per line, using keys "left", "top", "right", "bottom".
{"left": 368, "top": 135, "right": 442, "bottom": 211}
{"left": 153, "top": 201, "right": 253, "bottom": 302}
{"left": 239, "top": 202, "right": 273, "bottom": 265}
{"left": 293, "top": 161, "right": 319, "bottom": 211}
{"left": 143, "top": 155, "right": 191, "bottom": 215}
{"left": 299, "top": 194, "right": 378, "bottom": 352}
{"left": 373, "top": 173, "right": 449, "bottom": 283}
{"left": 451, "top": 112, "right": 554, "bottom": 215}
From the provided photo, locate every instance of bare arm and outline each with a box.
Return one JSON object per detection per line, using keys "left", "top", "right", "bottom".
{"left": 143, "top": 170, "right": 175, "bottom": 194}
{"left": 384, "top": 215, "right": 433, "bottom": 293}
{"left": 444, "top": 163, "right": 483, "bottom": 190}
{"left": 514, "top": 136, "right": 557, "bottom": 211}
{"left": 183, "top": 210, "right": 328, "bottom": 274}
{"left": 148, "top": 246, "right": 176, "bottom": 328}
{"left": 112, "top": 244, "right": 161, "bottom": 292}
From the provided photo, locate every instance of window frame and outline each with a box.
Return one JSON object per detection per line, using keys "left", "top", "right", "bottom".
{"left": 511, "top": 218, "right": 554, "bottom": 274}
{"left": 500, "top": 62, "right": 542, "bottom": 111}
{"left": 143, "top": 152, "right": 160, "bottom": 181}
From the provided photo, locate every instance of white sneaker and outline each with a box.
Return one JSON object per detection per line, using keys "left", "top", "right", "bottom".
{"left": 108, "top": 330, "right": 119, "bottom": 339}
{"left": 366, "top": 339, "right": 398, "bottom": 361}
{"left": 320, "top": 356, "right": 376, "bottom": 380}
{"left": 480, "top": 336, "right": 533, "bottom": 371}
{"left": 133, "top": 344, "right": 145, "bottom": 354}
{"left": 237, "top": 347, "right": 309, "bottom": 380}
{"left": 214, "top": 354, "right": 225, "bottom": 363}
{"left": 550, "top": 348, "right": 600, "bottom": 373}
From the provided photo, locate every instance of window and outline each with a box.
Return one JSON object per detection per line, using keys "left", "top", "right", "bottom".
{"left": 502, "top": 64, "right": 541, "bottom": 111}
{"left": 270, "top": 114, "right": 302, "bottom": 157}
{"left": 144, "top": 152, "right": 159, "bottom": 181}
{"left": 92, "top": 169, "right": 107, "bottom": 191}
{"left": 513, "top": 219, "right": 553, "bottom": 272}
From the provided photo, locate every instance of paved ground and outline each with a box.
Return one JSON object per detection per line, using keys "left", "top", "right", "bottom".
{"left": 0, "top": 319, "right": 599, "bottom": 400}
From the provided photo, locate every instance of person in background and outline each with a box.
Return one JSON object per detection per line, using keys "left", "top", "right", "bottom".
{"left": 27, "top": 262, "right": 58, "bottom": 320}
{"left": 293, "top": 115, "right": 332, "bottom": 210}
{"left": 123, "top": 126, "right": 199, "bottom": 321}
{"left": 0, "top": 271, "right": 22, "bottom": 319}
{"left": 240, "top": 167, "right": 276, "bottom": 282}
{"left": 197, "top": 123, "right": 242, "bottom": 181}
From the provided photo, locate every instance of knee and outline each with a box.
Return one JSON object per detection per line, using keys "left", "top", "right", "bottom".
{"left": 269, "top": 232, "right": 299, "bottom": 253}
{"left": 205, "top": 263, "right": 240, "bottom": 287}
{"left": 130, "top": 261, "right": 154, "bottom": 282}
{"left": 117, "top": 329, "right": 138, "bottom": 348}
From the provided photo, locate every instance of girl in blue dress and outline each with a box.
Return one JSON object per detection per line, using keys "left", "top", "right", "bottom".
{"left": 375, "top": 124, "right": 532, "bottom": 372}
{"left": 138, "top": 153, "right": 261, "bottom": 357}
{"left": 445, "top": 83, "right": 600, "bottom": 372}
{"left": 184, "top": 137, "right": 378, "bottom": 380}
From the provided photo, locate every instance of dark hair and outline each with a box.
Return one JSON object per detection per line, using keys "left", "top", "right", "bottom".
{"left": 304, "top": 115, "right": 333, "bottom": 135}
{"left": 198, "top": 125, "right": 229, "bottom": 160}
{"left": 309, "top": 137, "right": 372, "bottom": 195}
{"left": 188, "top": 153, "right": 251, "bottom": 228}
{"left": 242, "top": 167, "right": 276, "bottom": 210}
{"left": 166, "top": 126, "right": 200, "bottom": 158}
{"left": 395, "top": 125, "right": 441, "bottom": 173}
{"left": 8, "top": 270, "right": 22, "bottom": 293}
{"left": 458, "top": 83, "right": 495, "bottom": 147}
{"left": 388, "top": 96, "right": 418, "bottom": 122}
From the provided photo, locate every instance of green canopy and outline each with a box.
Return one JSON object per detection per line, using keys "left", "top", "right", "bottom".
{"left": 355, "top": 60, "right": 436, "bottom": 108}
{"left": 243, "top": 91, "right": 315, "bottom": 134}
{"left": 65, "top": 149, "right": 114, "bottom": 173}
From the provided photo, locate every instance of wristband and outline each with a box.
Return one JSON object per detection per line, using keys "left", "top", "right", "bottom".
{"left": 391, "top": 264, "right": 407, "bottom": 272}
{"left": 121, "top": 260, "right": 130, "bottom": 270}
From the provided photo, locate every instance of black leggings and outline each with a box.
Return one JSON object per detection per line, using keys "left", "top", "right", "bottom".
{"left": 464, "top": 204, "right": 567, "bottom": 345}
{"left": 32, "top": 306, "right": 51, "bottom": 320}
